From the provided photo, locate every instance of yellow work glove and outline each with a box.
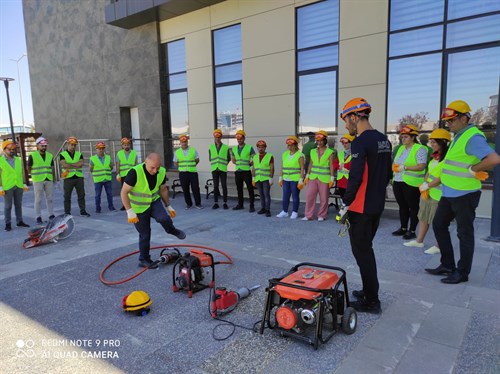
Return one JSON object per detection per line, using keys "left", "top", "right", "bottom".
{"left": 116, "top": 175, "right": 121, "bottom": 182}
{"left": 279, "top": 176, "right": 283, "bottom": 188}
{"left": 329, "top": 176, "right": 335, "bottom": 189}
{"left": 126, "top": 208, "right": 139, "bottom": 224}
{"left": 166, "top": 205, "right": 176, "bottom": 218}
{"left": 252, "top": 177, "right": 256, "bottom": 187}
{"left": 468, "top": 166, "right": 488, "bottom": 181}
{"left": 297, "top": 178, "right": 304, "bottom": 190}
{"left": 304, "top": 174, "right": 309, "bottom": 185}
{"left": 23, "top": 184, "right": 29, "bottom": 192}
{"left": 419, "top": 182, "right": 429, "bottom": 200}
{"left": 392, "top": 164, "right": 404, "bottom": 173}
{"left": 0, "top": 188, "right": 4, "bottom": 197}
{"left": 61, "top": 169, "right": 68, "bottom": 179}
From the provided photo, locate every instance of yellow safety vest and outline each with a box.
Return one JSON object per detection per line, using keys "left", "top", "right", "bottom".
{"left": 427, "top": 159, "right": 443, "bottom": 201}
{"left": 282, "top": 151, "right": 302, "bottom": 182}
{"left": 90, "top": 154, "right": 112, "bottom": 183}
{"left": 395, "top": 144, "right": 426, "bottom": 187}
{"left": 60, "top": 151, "right": 83, "bottom": 178}
{"left": 30, "top": 151, "right": 53, "bottom": 182}
{"left": 232, "top": 145, "right": 252, "bottom": 171}
{"left": 337, "top": 150, "right": 351, "bottom": 181}
{"left": 209, "top": 143, "right": 229, "bottom": 172}
{"left": 310, "top": 148, "right": 333, "bottom": 184}
{"left": 117, "top": 149, "right": 137, "bottom": 177}
{"left": 0, "top": 156, "right": 23, "bottom": 190}
{"left": 128, "top": 164, "right": 166, "bottom": 214}
{"left": 441, "top": 126, "right": 484, "bottom": 191}
{"left": 176, "top": 147, "right": 197, "bottom": 172}
{"left": 253, "top": 153, "right": 272, "bottom": 182}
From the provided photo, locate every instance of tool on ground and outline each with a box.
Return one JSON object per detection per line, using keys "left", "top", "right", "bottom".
{"left": 122, "top": 290, "right": 152, "bottom": 316}
{"left": 172, "top": 250, "right": 216, "bottom": 298}
{"left": 22, "top": 214, "right": 75, "bottom": 249}
{"left": 260, "top": 263, "right": 357, "bottom": 350}
{"left": 210, "top": 285, "right": 260, "bottom": 318}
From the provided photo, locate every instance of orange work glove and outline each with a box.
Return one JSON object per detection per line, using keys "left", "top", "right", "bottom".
{"left": 61, "top": 169, "right": 69, "bottom": 179}
{"left": 252, "top": 177, "right": 256, "bottom": 187}
{"left": 419, "top": 182, "right": 429, "bottom": 200}
{"left": 126, "top": 208, "right": 139, "bottom": 224}
{"left": 0, "top": 188, "right": 4, "bottom": 197}
{"left": 166, "top": 205, "right": 176, "bottom": 218}
{"left": 23, "top": 184, "right": 29, "bottom": 192}
{"left": 278, "top": 176, "right": 283, "bottom": 188}
{"left": 297, "top": 178, "right": 304, "bottom": 190}
{"left": 116, "top": 175, "right": 121, "bottom": 182}
{"left": 329, "top": 176, "right": 335, "bottom": 189}
{"left": 468, "top": 166, "right": 488, "bottom": 181}
{"left": 304, "top": 174, "right": 309, "bottom": 185}
{"left": 392, "top": 164, "right": 403, "bottom": 173}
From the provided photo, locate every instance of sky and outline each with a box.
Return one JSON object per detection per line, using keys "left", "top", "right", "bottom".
{"left": 0, "top": 0, "right": 33, "bottom": 127}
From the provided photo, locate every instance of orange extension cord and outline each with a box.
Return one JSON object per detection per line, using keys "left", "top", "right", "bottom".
{"left": 99, "top": 243, "right": 233, "bottom": 286}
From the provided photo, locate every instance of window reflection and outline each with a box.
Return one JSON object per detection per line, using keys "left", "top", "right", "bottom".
{"left": 448, "top": 0, "right": 500, "bottom": 20}
{"left": 446, "top": 14, "right": 500, "bottom": 49}
{"left": 169, "top": 92, "right": 188, "bottom": 137}
{"left": 390, "top": 0, "right": 444, "bottom": 31}
{"left": 216, "top": 85, "right": 243, "bottom": 136}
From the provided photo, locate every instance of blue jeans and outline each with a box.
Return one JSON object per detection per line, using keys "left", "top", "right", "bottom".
{"left": 282, "top": 180, "right": 300, "bottom": 213}
{"left": 256, "top": 181, "right": 271, "bottom": 210}
{"left": 94, "top": 181, "right": 114, "bottom": 212}
{"left": 134, "top": 199, "right": 176, "bottom": 261}
{"left": 433, "top": 191, "right": 481, "bottom": 275}
{"left": 3, "top": 187, "right": 23, "bottom": 225}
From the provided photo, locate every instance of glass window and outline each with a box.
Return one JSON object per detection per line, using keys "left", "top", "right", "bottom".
{"left": 169, "top": 92, "right": 189, "bottom": 137}
{"left": 387, "top": 54, "right": 442, "bottom": 133}
{"left": 296, "top": 0, "right": 339, "bottom": 135}
{"left": 390, "top": 0, "right": 444, "bottom": 31}
{"left": 390, "top": 26, "right": 443, "bottom": 57}
{"left": 169, "top": 73, "right": 186, "bottom": 91}
{"left": 167, "top": 40, "right": 186, "bottom": 74}
{"left": 446, "top": 14, "right": 500, "bottom": 49}
{"left": 213, "top": 25, "right": 243, "bottom": 134}
{"left": 166, "top": 38, "right": 188, "bottom": 138}
{"left": 448, "top": 0, "right": 500, "bottom": 20}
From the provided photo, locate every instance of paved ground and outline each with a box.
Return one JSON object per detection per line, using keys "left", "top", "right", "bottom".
{"left": 0, "top": 185, "right": 499, "bottom": 374}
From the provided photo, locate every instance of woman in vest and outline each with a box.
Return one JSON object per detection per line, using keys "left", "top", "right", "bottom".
{"left": 302, "top": 130, "right": 335, "bottom": 221}
{"left": 404, "top": 129, "right": 451, "bottom": 254}
{"left": 333, "top": 134, "right": 354, "bottom": 198}
{"left": 392, "top": 125, "right": 427, "bottom": 240}
{"left": 276, "top": 136, "right": 304, "bottom": 219}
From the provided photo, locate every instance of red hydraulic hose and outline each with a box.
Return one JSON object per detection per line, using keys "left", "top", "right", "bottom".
{"left": 99, "top": 243, "right": 234, "bottom": 286}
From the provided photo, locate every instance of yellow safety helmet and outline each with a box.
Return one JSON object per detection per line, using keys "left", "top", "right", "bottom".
{"left": 315, "top": 130, "right": 328, "bottom": 140}
{"left": 286, "top": 135, "right": 299, "bottom": 145}
{"left": 400, "top": 124, "right": 419, "bottom": 135}
{"left": 213, "top": 129, "right": 223, "bottom": 138}
{"left": 122, "top": 290, "right": 152, "bottom": 314}
{"left": 2, "top": 139, "right": 14, "bottom": 150}
{"left": 441, "top": 100, "right": 472, "bottom": 120}
{"left": 429, "top": 128, "right": 451, "bottom": 141}
{"left": 235, "top": 130, "right": 246, "bottom": 139}
{"left": 340, "top": 134, "right": 355, "bottom": 143}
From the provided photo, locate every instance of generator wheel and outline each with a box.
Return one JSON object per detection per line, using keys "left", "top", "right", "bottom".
{"left": 341, "top": 307, "right": 357, "bottom": 335}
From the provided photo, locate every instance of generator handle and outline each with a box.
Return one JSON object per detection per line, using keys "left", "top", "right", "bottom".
{"left": 290, "top": 262, "right": 347, "bottom": 279}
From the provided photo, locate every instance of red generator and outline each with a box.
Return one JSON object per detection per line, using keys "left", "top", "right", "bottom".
{"left": 259, "top": 263, "right": 357, "bottom": 349}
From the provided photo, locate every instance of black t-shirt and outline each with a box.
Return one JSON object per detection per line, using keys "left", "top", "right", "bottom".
{"left": 124, "top": 164, "right": 167, "bottom": 190}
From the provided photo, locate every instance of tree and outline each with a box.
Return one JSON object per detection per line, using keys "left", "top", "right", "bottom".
{"left": 397, "top": 112, "right": 429, "bottom": 131}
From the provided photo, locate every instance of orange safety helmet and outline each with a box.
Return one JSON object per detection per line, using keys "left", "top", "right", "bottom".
{"left": 315, "top": 130, "right": 328, "bottom": 140}
{"left": 2, "top": 139, "right": 14, "bottom": 150}
{"left": 340, "top": 134, "right": 355, "bottom": 143}
{"left": 179, "top": 134, "right": 189, "bottom": 142}
{"left": 235, "top": 130, "right": 246, "bottom": 139}
{"left": 400, "top": 124, "right": 419, "bottom": 135}
{"left": 441, "top": 100, "right": 472, "bottom": 120}
{"left": 67, "top": 136, "right": 78, "bottom": 145}
{"left": 95, "top": 142, "right": 106, "bottom": 149}
{"left": 256, "top": 140, "right": 267, "bottom": 147}
{"left": 341, "top": 97, "right": 372, "bottom": 119}
{"left": 121, "top": 137, "right": 131, "bottom": 144}
{"left": 429, "top": 128, "right": 451, "bottom": 141}
{"left": 213, "top": 129, "right": 223, "bottom": 138}
{"left": 286, "top": 135, "right": 299, "bottom": 145}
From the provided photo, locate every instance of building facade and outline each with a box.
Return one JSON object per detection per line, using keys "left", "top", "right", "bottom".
{"left": 23, "top": 0, "right": 499, "bottom": 217}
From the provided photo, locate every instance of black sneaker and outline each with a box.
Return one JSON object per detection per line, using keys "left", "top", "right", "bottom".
{"left": 80, "top": 211, "right": 91, "bottom": 217}
{"left": 109, "top": 207, "right": 117, "bottom": 211}
{"left": 36, "top": 217, "right": 43, "bottom": 225}
{"left": 257, "top": 208, "right": 266, "bottom": 214}
{"left": 171, "top": 228, "right": 186, "bottom": 240}
{"left": 5, "top": 224, "right": 12, "bottom": 232}
{"left": 233, "top": 205, "right": 243, "bottom": 210}
{"left": 249, "top": 204, "right": 255, "bottom": 213}
{"left": 265, "top": 210, "right": 271, "bottom": 217}
{"left": 138, "top": 259, "right": 158, "bottom": 269}
{"left": 212, "top": 203, "right": 219, "bottom": 210}
{"left": 17, "top": 222, "right": 30, "bottom": 228}
{"left": 392, "top": 228, "right": 407, "bottom": 236}
{"left": 223, "top": 203, "right": 228, "bottom": 210}
{"left": 352, "top": 290, "right": 365, "bottom": 299}
{"left": 425, "top": 265, "right": 454, "bottom": 276}
{"left": 49, "top": 215, "right": 55, "bottom": 220}
{"left": 403, "top": 231, "right": 416, "bottom": 240}
{"left": 350, "top": 299, "right": 381, "bottom": 314}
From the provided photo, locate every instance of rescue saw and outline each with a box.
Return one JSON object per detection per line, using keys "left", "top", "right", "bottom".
{"left": 22, "top": 214, "right": 75, "bottom": 249}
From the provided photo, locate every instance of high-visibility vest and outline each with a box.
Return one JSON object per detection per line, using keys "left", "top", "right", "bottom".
{"left": 128, "top": 164, "right": 166, "bottom": 214}
{"left": 0, "top": 156, "right": 23, "bottom": 190}
{"left": 117, "top": 149, "right": 137, "bottom": 177}
{"left": 232, "top": 145, "right": 252, "bottom": 171}
{"left": 209, "top": 143, "right": 229, "bottom": 172}
{"left": 441, "top": 126, "right": 484, "bottom": 191}
{"left": 310, "top": 147, "right": 333, "bottom": 184}
{"left": 30, "top": 151, "right": 53, "bottom": 182}
{"left": 176, "top": 147, "right": 197, "bottom": 172}
{"left": 427, "top": 158, "right": 443, "bottom": 201}
{"left": 282, "top": 151, "right": 302, "bottom": 182}
{"left": 395, "top": 144, "right": 426, "bottom": 187}
{"left": 336, "top": 150, "right": 351, "bottom": 181}
{"left": 253, "top": 153, "right": 272, "bottom": 182}
{"left": 90, "top": 154, "right": 112, "bottom": 183}
{"left": 60, "top": 151, "right": 83, "bottom": 178}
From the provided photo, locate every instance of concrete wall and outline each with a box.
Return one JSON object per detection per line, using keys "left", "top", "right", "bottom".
{"left": 22, "top": 0, "right": 164, "bottom": 157}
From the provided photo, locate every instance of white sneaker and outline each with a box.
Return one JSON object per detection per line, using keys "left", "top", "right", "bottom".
{"left": 403, "top": 240, "right": 424, "bottom": 248}
{"left": 290, "top": 212, "right": 298, "bottom": 220}
{"left": 424, "top": 246, "right": 440, "bottom": 254}
{"left": 301, "top": 217, "right": 310, "bottom": 221}
{"left": 318, "top": 217, "right": 325, "bottom": 221}
{"left": 276, "top": 211, "right": 288, "bottom": 218}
